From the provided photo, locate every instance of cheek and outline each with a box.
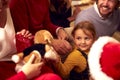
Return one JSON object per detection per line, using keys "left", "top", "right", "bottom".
{"left": 74, "top": 39, "right": 79, "bottom": 46}
{"left": 109, "top": 4, "right": 116, "bottom": 10}
{"left": 87, "top": 41, "right": 94, "bottom": 47}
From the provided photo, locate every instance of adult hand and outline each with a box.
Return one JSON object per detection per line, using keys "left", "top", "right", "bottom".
{"left": 73, "top": 6, "right": 81, "bottom": 18}
{"left": 51, "top": 39, "right": 73, "bottom": 55}
{"left": 21, "top": 54, "right": 44, "bottom": 79}
{"left": 57, "top": 28, "right": 69, "bottom": 40}
{"left": 17, "top": 29, "right": 33, "bottom": 39}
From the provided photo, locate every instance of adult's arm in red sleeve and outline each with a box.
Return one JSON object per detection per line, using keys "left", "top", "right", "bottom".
{"left": 7, "top": 71, "right": 27, "bottom": 80}
{"left": 9, "top": 0, "right": 29, "bottom": 32}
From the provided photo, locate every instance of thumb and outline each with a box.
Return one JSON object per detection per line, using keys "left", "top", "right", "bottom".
{"left": 27, "top": 54, "right": 35, "bottom": 64}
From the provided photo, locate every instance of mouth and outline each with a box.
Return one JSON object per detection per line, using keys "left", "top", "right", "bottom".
{"left": 80, "top": 45, "right": 87, "bottom": 49}
{"left": 102, "top": 6, "right": 109, "bottom": 11}
{"left": 99, "top": 6, "right": 111, "bottom": 17}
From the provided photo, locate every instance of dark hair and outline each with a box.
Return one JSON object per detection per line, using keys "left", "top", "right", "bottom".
{"left": 49, "top": 0, "right": 70, "bottom": 13}
{"left": 71, "top": 21, "right": 96, "bottom": 40}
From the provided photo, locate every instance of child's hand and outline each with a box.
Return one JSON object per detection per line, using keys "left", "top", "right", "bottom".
{"left": 21, "top": 54, "right": 44, "bottom": 79}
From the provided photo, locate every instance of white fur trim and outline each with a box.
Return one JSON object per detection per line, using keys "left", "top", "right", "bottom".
{"left": 88, "top": 36, "right": 119, "bottom": 80}
{"left": 11, "top": 55, "right": 20, "bottom": 63}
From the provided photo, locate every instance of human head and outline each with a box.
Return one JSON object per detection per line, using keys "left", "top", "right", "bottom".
{"left": 96, "top": 0, "right": 119, "bottom": 18}
{"left": 71, "top": 21, "right": 96, "bottom": 52}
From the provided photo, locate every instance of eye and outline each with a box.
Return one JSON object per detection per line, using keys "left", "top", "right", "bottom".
{"left": 85, "top": 37, "right": 91, "bottom": 41}
{"left": 76, "top": 37, "right": 81, "bottom": 40}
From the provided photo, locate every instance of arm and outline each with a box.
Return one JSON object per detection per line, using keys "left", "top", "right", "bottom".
{"left": 9, "top": 0, "right": 29, "bottom": 32}
{"left": 42, "top": 0, "right": 57, "bottom": 36}
{"left": 8, "top": 54, "right": 43, "bottom": 80}
{"left": 7, "top": 71, "right": 27, "bottom": 80}
{"left": 68, "top": 6, "right": 81, "bottom": 22}
{"left": 53, "top": 49, "right": 87, "bottom": 78}
{"left": 44, "top": 0, "right": 68, "bottom": 39}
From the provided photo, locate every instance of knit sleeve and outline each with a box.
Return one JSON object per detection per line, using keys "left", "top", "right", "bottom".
{"left": 7, "top": 71, "right": 27, "bottom": 80}
{"left": 53, "top": 49, "right": 87, "bottom": 78}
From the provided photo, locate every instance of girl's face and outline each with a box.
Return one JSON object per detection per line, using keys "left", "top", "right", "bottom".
{"left": 73, "top": 29, "right": 94, "bottom": 52}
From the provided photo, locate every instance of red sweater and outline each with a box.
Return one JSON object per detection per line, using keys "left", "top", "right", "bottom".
{"left": 7, "top": 71, "right": 27, "bottom": 80}
{"left": 7, "top": 66, "right": 62, "bottom": 80}
{"left": 9, "top": 0, "right": 58, "bottom": 36}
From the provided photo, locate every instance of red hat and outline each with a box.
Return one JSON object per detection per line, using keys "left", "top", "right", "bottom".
{"left": 88, "top": 36, "right": 120, "bottom": 80}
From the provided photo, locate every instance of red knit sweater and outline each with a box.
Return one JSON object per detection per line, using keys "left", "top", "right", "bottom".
{"left": 7, "top": 71, "right": 27, "bottom": 80}
{"left": 9, "top": 0, "right": 58, "bottom": 36}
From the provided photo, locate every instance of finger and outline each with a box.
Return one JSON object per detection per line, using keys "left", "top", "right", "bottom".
{"left": 21, "top": 29, "right": 26, "bottom": 35}
{"left": 24, "top": 30, "right": 29, "bottom": 36}
{"left": 26, "top": 33, "right": 33, "bottom": 38}
{"left": 39, "top": 62, "right": 44, "bottom": 67}
{"left": 27, "top": 54, "right": 35, "bottom": 64}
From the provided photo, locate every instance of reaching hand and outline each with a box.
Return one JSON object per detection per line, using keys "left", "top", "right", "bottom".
{"left": 51, "top": 39, "right": 72, "bottom": 55}
{"left": 17, "top": 29, "right": 33, "bottom": 39}
{"left": 21, "top": 54, "right": 44, "bottom": 79}
{"left": 57, "top": 28, "right": 69, "bottom": 40}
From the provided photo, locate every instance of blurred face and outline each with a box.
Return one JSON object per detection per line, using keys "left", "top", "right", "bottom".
{"left": 97, "top": 0, "right": 118, "bottom": 18}
{"left": 73, "top": 29, "right": 94, "bottom": 52}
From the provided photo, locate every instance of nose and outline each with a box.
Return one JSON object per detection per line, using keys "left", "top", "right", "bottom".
{"left": 81, "top": 39, "right": 85, "bottom": 44}
{"left": 103, "top": 0, "right": 109, "bottom": 5}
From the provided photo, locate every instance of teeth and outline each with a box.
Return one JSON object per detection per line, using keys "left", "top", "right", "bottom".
{"left": 102, "top": 7, "right": 108, "bottom": 11}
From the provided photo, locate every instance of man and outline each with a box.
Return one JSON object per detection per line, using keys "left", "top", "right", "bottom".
{"left": 75, "top": 0, "right": 120, "bottom": 38}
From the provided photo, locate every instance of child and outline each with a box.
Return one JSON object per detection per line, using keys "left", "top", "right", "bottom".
{"left": 52, "top": 21, "right": 96, "bottom": 80}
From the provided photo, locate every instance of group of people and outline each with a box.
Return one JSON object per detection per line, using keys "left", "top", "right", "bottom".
{"left": 0, "top": 0, "right": 120, "bottom": 80}
{"left": 0, "top": 0, "right": 72, "bottom": 79}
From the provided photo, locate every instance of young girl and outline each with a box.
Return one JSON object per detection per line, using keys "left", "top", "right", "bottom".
{"left": 52, "top": 21, "right": 96, "bottom": 80}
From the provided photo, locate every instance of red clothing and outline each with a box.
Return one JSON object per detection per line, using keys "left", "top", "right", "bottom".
{"left": 0, "top": 61, "right": 16, "bottom": 80}
{"left": 35, "top": 73, "right": 62, "bottom": 80}
{"left": 7, "top": 71, "right": 27, "bottom": 80}
{"left": 7, "top": 66, "right": 62, "bottom": 80}
{"left": 9, "top": 0, "right": 58, "bottom": 36}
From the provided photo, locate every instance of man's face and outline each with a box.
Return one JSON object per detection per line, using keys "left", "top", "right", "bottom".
{"left": 97, "top": 0, "right": 118, "bottom": 18}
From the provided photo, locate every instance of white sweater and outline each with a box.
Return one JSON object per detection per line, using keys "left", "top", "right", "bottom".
{"left": 0, "top": 8, "right": 16, "bottom": 60}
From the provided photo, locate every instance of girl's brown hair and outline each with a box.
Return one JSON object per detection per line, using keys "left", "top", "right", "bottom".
{"left": 71, "top": 21, "right": 96, "bottom": 40}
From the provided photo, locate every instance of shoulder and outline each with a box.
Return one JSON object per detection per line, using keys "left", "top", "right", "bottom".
{"left": 77, "top": 6, "right": 94, "bottom": 16}
{"left": 68, "top": 49, "right": 85, "bottom": 58}
{"left": 75, "top": 6, "right": 95, "bottom": 25}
